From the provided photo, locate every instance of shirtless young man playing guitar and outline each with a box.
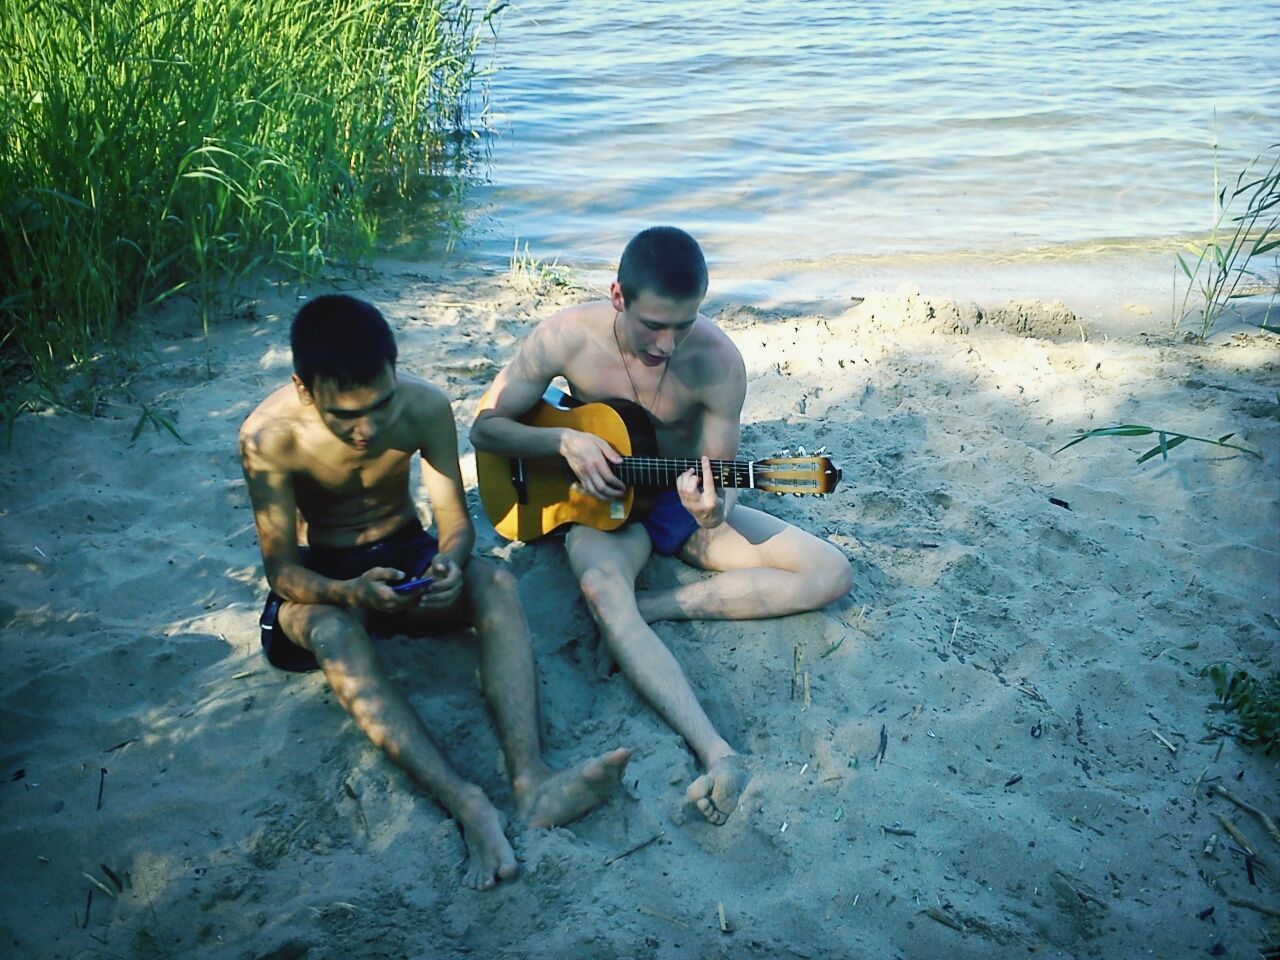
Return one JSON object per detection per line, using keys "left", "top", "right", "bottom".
{"left": 471, "top": 227, "right": 853, "bottom": 825}
{"left": 240, "top": 295, "right": 629, "bottom": 890}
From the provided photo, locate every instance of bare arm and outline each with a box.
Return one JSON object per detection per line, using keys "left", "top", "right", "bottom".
{"left": 413, "top": 386, "right": 475, "bottom": 607}
{"left": 240, "top": 426, "right": 362, "bottom": 606}
{"left": 676, "top": 350, "right": 747, "bottom": 526}
{"left": 470, "top": 312, "right": 626, "bottom": 499}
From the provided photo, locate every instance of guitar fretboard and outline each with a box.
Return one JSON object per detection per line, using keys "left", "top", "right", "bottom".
{"left": 616, "top": 458, "right": 754, "bottom": 489}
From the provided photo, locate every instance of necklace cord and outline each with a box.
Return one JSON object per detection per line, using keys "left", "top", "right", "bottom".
{"left": 613, "top": 310, "right": 670, "bottom": 415}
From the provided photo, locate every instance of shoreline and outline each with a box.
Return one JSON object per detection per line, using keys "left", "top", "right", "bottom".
{"left": 384, "top": 244, "right": 1275, "bottom": 338}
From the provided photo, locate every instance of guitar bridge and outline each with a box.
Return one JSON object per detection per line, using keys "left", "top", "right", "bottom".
{"left": 509, "top": 458, "right": 528, "bottom": 504}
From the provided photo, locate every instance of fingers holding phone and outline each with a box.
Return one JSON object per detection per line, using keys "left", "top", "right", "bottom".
{"left": 414, "top": 555, "right": 463, "bottom": 609}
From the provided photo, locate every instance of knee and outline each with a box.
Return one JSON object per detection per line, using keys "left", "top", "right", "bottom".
{"left": 307, "top": 615, "right": 365, "bottom": 661}
{"left": 466, "top": 559, "right": 518, "bottom": 600}
{"left": 578, "top": 566, "right": 629, "bottom": 621}
{"left": 807, "top": 544, "right": 854, "bottom": 608}
{"left": 306, "top": 617, "right": 376, "bottom": 695}
{"left": 464, "top": 561, "right": 518, "bottom": 625}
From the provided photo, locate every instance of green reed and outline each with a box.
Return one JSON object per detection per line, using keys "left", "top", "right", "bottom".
{"left": 1175, "top": 141, "right": 1280, "bottom": 339}
{"left": 0, "top": 0, "right": 487, "bottom": 404}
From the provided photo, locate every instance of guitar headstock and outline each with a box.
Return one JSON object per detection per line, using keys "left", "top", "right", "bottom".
{"left": 754, "top": 447, "right": 842, "bottom": 496}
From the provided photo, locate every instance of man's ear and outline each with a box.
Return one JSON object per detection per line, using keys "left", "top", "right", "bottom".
{"left": 609, "top": 281, "right": 626, "bottom": 313}
{"left": 291, "top": 373, "right": 313, "bottom": 406}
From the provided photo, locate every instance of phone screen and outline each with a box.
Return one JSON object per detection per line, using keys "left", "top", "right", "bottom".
{"left": 390, "top": 575, "right": 434, "bottom": 595}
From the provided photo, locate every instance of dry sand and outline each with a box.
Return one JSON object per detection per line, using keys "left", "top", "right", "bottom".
{"left": 1, "top": 261, "right": 1278, "bottom": 959}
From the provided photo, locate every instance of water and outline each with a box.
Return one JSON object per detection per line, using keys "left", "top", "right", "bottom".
{"left": 439, "top": 1, "right": 1280, "bottom": 308}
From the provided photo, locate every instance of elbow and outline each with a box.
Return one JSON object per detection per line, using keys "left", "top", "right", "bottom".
{"left": 468, "top": 416, "right": 490, "bottom": 452}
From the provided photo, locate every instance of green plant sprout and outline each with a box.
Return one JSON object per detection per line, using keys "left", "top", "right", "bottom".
{"left": 1203, "top": 662, "right": 1279, "bottom": 755}
{"left": 1055, "top": 424, "right": 1261, "bottom": 464}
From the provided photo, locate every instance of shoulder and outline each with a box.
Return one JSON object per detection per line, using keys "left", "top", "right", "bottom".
{"left": 238, "top": 386, "right": 303, "bottom": 469}
{"left": 688, "top": 314, "right": 746, "bottom": 388}
{"left": 525, "top": 300, "right": 613, "bottom": 356}
{"left": 393, "top": 374, "right": 452, "bottom": 418}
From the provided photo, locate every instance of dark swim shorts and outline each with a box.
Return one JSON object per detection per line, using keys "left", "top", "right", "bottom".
{"left": 639, "top": 490, "right": 700, "bottom": 557}
{"left": 258, "top": 520, "right": 439, "bottom": 673}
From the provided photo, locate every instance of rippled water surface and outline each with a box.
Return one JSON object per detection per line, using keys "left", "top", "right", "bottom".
{"left": 439, "top": 1, "right": 1278, "bottom": 298}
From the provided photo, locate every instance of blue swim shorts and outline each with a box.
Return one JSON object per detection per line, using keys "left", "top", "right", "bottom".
{"left": 258, "top": 520, "right": 438, "bottom": 672}
{"left": 639, "top": 489, "right": 700, "bottom": 557}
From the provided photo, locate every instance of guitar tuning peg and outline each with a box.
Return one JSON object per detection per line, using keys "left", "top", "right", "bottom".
{"left": 815, "top": 445, "right": 827, "bottom": 455}
{"left": 780, "top": 448, "right": 792, "bottom": 458}
{"left": 797, "top": 446, "right": 807, "bottom": 456}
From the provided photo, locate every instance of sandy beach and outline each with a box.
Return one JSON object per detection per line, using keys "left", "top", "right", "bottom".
{"left": 1, "top": 261, "right": 1277, "bottom": 959}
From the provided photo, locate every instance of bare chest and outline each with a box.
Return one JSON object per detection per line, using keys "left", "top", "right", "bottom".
{"left": 565, "top": 353, "right": 702, "bottom": 455}
{"left": 294, "top": 450, "right": 412, "bottom": 515}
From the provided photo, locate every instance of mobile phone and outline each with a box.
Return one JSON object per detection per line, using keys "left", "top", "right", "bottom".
{"left": 390, "top": 575, "right": 434, "bottom": 595}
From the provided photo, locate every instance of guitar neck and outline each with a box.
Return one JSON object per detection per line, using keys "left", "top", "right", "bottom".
{"left": 616, "top": 457, "right": 755, "bottom": 489}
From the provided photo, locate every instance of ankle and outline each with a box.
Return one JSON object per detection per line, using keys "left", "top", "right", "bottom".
{"left": 699, "top": 740, "right": 736, "bottom": 770}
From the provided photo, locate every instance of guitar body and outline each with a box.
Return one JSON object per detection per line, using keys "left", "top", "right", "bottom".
{"left": 476, "top": 392, "right": 658, "bottom": 542}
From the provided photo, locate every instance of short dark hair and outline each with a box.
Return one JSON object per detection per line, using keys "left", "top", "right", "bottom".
{"left": 290, "top": 295, "right": 397, "bottom": 391}
{"left": 617, "top": 226, "right": 708, "bottom": 306}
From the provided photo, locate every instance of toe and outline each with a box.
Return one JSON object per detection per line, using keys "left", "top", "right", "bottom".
{"left": 685, "top": 772, "right": 713, "bottom": 804}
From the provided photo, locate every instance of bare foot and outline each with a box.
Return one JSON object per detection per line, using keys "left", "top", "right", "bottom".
{"left": 455, "top": 790, "right": 518, "bottom": 891}
{"left": 685, "top": 753, "right": 750, "bottom": 826}
{"left": 517, "top": 748, "right": 632, "bottom": 828}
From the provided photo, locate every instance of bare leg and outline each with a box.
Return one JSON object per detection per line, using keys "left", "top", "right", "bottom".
{"left": 280, "top": 602, "right": 515, "bottom": 891}
{"left": 568, "top": 525, "right": 751, "bottom": 824}
{"left": 459, "top": 560, "right": 631, "bottom": 828}
{"left": 637, "top": 505, "right": 853, "bottom": 623}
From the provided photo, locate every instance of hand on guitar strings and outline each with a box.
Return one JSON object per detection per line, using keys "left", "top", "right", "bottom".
{"left": 561, "top": 429, "right": 627, "bottom": 501}
{"left": 676, "top": 456, "right": 726, "bottom": 529}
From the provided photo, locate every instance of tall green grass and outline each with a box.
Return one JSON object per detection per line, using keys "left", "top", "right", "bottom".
{"left": 1175, "top": 141, "right": 1280, "bottom": 338}
{"left": 0, "top": 0, "right": 487, "bottom": 408}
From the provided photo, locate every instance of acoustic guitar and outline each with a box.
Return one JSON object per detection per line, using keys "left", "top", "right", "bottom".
{"left": 476, "top": 387, "right": 842, "bottom": 542}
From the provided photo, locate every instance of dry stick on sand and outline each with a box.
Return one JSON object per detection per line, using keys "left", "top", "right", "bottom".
{"left": 1210, "top": 784, "right": 1280, "bottom": 847}
{"left": 1150, "top": 729, "right": 1178, "bottom": 755}
{"left": 603, "top": 832, "right": 665, "bottom": 866}
{"left": 636, "top": 905, "right": 688, "bottom": 928}
{"left": 924, "top": 906, "right": 966, "bottom": 933}
{"left": 1214, "top": 813, "right": 1262, "bottom": 863}
{"left": 1228, "top": 898, "right": 1280, "bottom": 919}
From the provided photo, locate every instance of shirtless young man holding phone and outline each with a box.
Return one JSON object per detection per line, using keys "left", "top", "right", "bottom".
{"left": 240, "top": 295, "right": 629, "bottom": 889}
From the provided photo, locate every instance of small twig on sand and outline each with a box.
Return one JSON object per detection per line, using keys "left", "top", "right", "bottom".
{"left": 1210, "top": 785, "right": 1280, "bottom": 847}
{"left": 1228, "top": 897, "right": 1280, "bottom": 918}
{"left": 1214, "top": 813, "right": 1262, "bottom": 862}
{"left": 1151, "top": 729, "right": 1178, "bottom": 755}
{"left": 791, "top": 645, "right": 800, "bottom": 701}
{"left": 875, "top": 725, "right": 888, "bottom": 769}
{"left": 96, "top": 768, "right": 107, "bottom": 811}
{"left": 604, "top": 831, "right": 665, "bottom": 866}
{"left": 717, "top": 900, "right": 732, "bottom": 933}
{"left": 82, "top": 873, "right": 116, "bottom": 899}
{"left": 924, "top": 906, "right": 966, "bottom": 933}
{"left": 882, "top": 825, "right": 916, "bottom": 837}
{"left": 636, "top": 905, "right": 688, "bottom": 928}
